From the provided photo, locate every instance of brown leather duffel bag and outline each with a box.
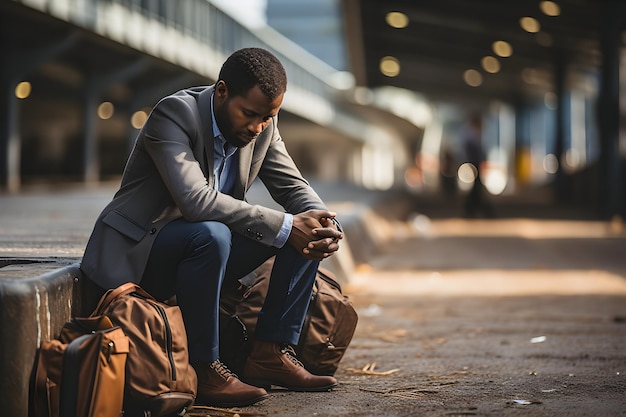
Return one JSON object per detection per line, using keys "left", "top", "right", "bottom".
{"left": 220, "top": 258, "right": 358, "bottom": 376}
{"left": 29, "top": 316, "right": 129, "bottom": 417}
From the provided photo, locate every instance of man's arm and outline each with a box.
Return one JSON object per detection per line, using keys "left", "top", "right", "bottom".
{"left": 255, "top": 126, "right": 343, "bottom": 259}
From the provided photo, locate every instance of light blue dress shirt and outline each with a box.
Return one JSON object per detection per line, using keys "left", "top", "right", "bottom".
{"left": 210, "top": 93, "right": 292, "bottom": 248}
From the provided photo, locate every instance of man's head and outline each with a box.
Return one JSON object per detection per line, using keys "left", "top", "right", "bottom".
{"left": 218, "top": 47, "right": 287, "bottom": 100}
{"left": 213, "top": 48, "right": 287, "bottom": 148}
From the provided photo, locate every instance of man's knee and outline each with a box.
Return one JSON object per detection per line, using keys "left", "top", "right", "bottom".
{"left": 191, "top": 221, "right": 232, "bottom": 258}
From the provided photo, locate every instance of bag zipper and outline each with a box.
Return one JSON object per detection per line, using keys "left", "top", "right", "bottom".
{"left": 130, "top": 293, "right": 177, "bottom": 381}
{"left": 234, "top": 315, "right": 249, "bottom": 342}
{"left": 151, "top": 300, "right": 177, "bottom": 381}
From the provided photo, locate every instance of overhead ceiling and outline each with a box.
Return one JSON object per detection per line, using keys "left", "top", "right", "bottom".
{"left": 1, "top": 2, "right": 206, "bottom": 106}
{"left": 342, "top": 0, "right": 624, "bottom": 108}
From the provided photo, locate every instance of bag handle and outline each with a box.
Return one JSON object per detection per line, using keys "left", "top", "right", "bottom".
{"left": 316, "top": 268, "right": 342, "bottom": 292}
{"left": 92, "top": 282, "right": 155, "bottom": 316}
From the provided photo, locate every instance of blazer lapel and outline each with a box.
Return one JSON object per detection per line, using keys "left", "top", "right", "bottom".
{"left": 234, "top": 143, "right": 254, "bottom": 199}
{"left": 197, "top": 84, "right": 254, "bottom": 198}
{"left": 197, "top": 86, "right": 216, "bottom": 188}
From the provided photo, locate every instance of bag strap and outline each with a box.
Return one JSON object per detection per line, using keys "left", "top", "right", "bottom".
{"left": 59, "top": 333, "right": 94, "bottom": 417}
{"left": 92, "top": 282, "right": 154, "bottom": 316}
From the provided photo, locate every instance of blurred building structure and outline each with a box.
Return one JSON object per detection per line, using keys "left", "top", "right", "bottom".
{"left": 0, "top": 0, "right": 418, "bottom": 195}
{"left": 341, "top": 0, "right": 625, "bottom": 219}
{"left": 0, "top": 0, "right": 624, "bottom": 220}
{"left": 267, "top": 0, "right": 348, "bottom": 71}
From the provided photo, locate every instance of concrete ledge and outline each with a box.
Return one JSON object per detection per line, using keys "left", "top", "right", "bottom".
{"left": 0, "top": 260, "right": 82, "bottom": 417}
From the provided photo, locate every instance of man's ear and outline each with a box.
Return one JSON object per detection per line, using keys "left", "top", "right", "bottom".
{"left": 215, "top": 80, "right": 228, "bottom": 101}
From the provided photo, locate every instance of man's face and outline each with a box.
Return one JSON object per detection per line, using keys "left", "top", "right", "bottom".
{"left": 213, "top": 81, "right": 284, "bottom": 148}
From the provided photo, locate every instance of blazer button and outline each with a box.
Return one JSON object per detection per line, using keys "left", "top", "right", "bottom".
{"left": 150, "top": 228, "right": 157, "bottom": 234}
{"left": 255, "top": 232, "right": 263, "bottom": 240}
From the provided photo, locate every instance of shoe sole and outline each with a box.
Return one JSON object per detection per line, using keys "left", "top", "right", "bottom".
{"left": 246, "top": 379, "right": 339, "bottom": 392}
{"left": 194, "top": 393, "right": 269, "bottom": 408}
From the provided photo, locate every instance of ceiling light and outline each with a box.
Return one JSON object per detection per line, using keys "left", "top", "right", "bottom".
{"left": 492, "top": 40, "right": 513, "bottom": 57}
{"left": 380, "top": 56, "right": 400, "bottom": 77}
{"left": 97, "top": 102, "right": 115, "bottom": 120}
{"left": 520, "top": 16, "right": 541, "bottom": 33}
{"left": 386, "top": 12, "right": 409, "bottom": 29}
{"left": 15, "top": 81, "right": 32, "bottom": 99}
{"left": 463, "top": 69, "right": 483, "bottom": 87}
{"left": 540, "top": 1, "right": 560, "bottom": 17}
{"left": 131, "top": 110, "right": 149, "bottom": 129}
{"left": 481, "top": 56, "right": 501, "bottom": 73}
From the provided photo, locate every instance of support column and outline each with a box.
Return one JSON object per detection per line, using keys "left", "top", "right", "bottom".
{"left": 0, "top": 33, "right": 78, "bottom": 191}
{"left": 80, "top": 57, "right": 151, "bottom": 183}
{"left": 0, "top": 75, "right": 20, "bottom": 192}
{"left": 82, "top": 88, "right": 99, "bottom": 183}
{"left": 553, "top": 56, "right": 567, "bottom": 203}
{"left": 597, "top": 0, "right": 622, "bottom": 219}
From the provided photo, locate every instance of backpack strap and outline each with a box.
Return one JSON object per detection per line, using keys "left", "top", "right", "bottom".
{"left": 59, "top": 333, "right": 93, "bottom": 417}
{"left": 92, "top": 282, "right": 154, "bottom": 316}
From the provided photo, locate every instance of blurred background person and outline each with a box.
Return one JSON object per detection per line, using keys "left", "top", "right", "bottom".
{"left": 462, "top": 114, "right": 495, "bottom": 218}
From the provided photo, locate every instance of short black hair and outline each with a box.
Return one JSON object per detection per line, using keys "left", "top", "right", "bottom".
{"left": 218, "top": 47, "right": 287, "bottom": 100}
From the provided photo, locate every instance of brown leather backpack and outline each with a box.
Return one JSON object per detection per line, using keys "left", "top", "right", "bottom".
{"left": 92, "top": 283, "right": 197, "bottom": 417}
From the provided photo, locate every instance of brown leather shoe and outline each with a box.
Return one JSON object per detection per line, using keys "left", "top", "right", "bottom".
{"left": 242, "top": 341, "right": 338, "bottom": 392}
{"left": 193, "top": 359, "right": 268, "bottom": 407}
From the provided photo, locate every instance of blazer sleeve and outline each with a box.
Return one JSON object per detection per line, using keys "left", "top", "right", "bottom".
{"left": 142, "top": 93, "right": 286, "bottom": 246}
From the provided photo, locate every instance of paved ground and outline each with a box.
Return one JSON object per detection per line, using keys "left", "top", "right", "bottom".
{"left": 1, "top": 181, "right": 625, "bottom": 416}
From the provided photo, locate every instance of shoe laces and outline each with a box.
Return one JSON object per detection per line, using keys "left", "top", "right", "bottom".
{"left": 280, "top": 344, "right": 304, "bottom": 368}
{"left": 210, "top": 359, "right": 237, "bottom": 379}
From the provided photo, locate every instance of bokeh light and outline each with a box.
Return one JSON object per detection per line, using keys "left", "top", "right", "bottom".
{"left": 463, "top": 69, "right": 483, "bottom": 87}
{"left": 386, "top": 12, "right": 409, "bottom": 29}
{"left": 481, "top": 56, "right": 501, "bottom": 73}
{"left": 97, "top": 102, "right": 115, "bottom": 120}
{"left": 540, "top": 1, "right": 561, "bottom": 17}
{"left": 492, "top": 40, "right": 513, "bottom": 57}
{"left": 520, "top": 16, "right": 541, "bottom": 33}
{"left": 380, "top": 56, "right": 401, "bottom": 77}
{"left": 458, "top": 163, "right": 477, "bottom": 183}
{"left": 15, "top": 81, "right": 32, "bottom": 99}
{"left": 131, "top": 110, "right": 149, "bottom": 129}
{"left": 543, "top": 153, "right": 559, "bottom": 174}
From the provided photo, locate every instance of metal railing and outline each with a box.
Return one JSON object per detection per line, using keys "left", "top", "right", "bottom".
{"left": 17, "top": 0, "right": 343, "bottom": 124}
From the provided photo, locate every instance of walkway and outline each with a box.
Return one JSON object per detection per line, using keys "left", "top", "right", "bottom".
{"left": 1, "top": 181, "right": 625, "bottom": 416}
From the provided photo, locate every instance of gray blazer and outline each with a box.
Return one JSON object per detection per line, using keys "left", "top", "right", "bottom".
{"left": 81, "top": 85, "right": 327, "bottom": 289}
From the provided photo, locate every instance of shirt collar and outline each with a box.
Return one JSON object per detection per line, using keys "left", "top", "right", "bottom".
{"left": 210, "top": 92, "right": 225, "bottom": 143}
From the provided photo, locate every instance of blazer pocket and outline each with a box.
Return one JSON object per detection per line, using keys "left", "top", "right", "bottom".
{"left": 102, "top": 210, "right": 146, "bottom": 242}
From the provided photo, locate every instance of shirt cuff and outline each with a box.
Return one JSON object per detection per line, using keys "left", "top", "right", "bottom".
{"left": 273, "top": 212, "right": 293, "bottom": 248}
